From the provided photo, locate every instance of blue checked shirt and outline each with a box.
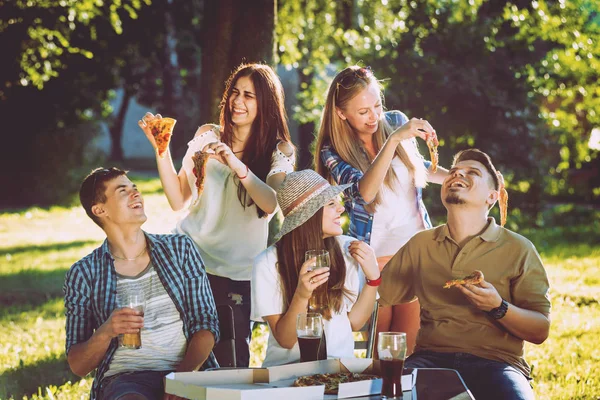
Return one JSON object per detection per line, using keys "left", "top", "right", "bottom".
{"left": 63, "top": 232, "right": 220, "bottom": 400}
{"left": 320, "top": 111, "right": 432, "bottom": 244}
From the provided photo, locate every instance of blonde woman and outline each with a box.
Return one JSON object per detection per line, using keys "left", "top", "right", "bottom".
{"left": 314, "top": 66, "right": 448, "bottom": 355}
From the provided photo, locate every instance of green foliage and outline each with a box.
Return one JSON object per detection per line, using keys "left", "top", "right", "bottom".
{"left": 277, "top": 0, "right": 600, "bottom": 214}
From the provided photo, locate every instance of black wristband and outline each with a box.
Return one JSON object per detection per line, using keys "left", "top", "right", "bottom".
{"left": 486, "top": 299, "right": 509, "bottom": 320}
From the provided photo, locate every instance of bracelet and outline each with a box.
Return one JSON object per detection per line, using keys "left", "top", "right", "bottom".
{"left": 237, "top": 164, "right": 249, "bottom": 180}
{"left": 366, "top": 274, "right": 382, "bottom": 287}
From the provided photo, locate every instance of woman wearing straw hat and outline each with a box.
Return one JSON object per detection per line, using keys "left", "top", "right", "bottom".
{"left": 251, "top": 170, "right": 380, "bottom": 367}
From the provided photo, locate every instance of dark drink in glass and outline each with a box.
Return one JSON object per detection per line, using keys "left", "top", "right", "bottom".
{"left": 377, "top": 332, "right": 407, "bottom": 399}
{"left": 298, "top": 336, "right": 321, "bottom": 362}
{"left": 296, "top": 312, "right": 324, "bottom": 362}
{"left": 380, "top": 358, "right": 405, "bottom": 397}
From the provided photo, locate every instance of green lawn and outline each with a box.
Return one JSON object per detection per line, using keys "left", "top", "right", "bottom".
{"left": 1, "top": 176, "right": 598, "bottom": 399}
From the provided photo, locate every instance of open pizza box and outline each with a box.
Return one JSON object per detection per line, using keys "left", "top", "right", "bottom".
{"left": 165, "top": 358, "right": 417, "bottom": 400}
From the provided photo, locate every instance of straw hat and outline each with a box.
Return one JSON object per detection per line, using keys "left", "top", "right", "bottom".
{"left": 274, "top": 170, "right": 351, "bottom": 241}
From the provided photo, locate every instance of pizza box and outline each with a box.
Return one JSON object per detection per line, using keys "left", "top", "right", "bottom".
{"left": 264, "top": 358, "right": 416, "bottom": 399}
{"left": 164, "top": 368, "right": 323, "bottom": 400}
{"left": 165, "top": 358, "right": 417, "bottom": 400}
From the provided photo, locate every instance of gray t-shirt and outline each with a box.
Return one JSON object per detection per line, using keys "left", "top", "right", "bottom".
{"left": 105, "top": 262, "right": 187, "bottom": 376}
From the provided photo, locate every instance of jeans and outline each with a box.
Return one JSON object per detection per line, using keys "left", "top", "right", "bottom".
{"left": 405, "top": 351, "right": 534, "bottom": 400}
{"left": 99, "top": 370, "right": 171, "bottom": 400}
{"left": 207, "top": 274, "right": 251, "bottom": 367}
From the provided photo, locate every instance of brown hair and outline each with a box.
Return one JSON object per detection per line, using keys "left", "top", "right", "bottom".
{"left": 79, "top": 167, "right": 128, "bottom": 227}
{"left": 275, "top": 208, "right": 355, "bottom": 320}
{"left": 452, "top": 149, "right": 500, "bottom": 190}
{"left": 314, "top": 66, "right": 426, "bottom": 213}
{"left": 219, "top": 63, "right": 294, "bottom": 217}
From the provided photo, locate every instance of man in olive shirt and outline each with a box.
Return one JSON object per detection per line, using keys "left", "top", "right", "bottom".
{"left": 379, "top": 149, "right": 551, "bottom": 400}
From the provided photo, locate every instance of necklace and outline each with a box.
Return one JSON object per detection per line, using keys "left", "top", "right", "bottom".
{"left": 110, "top": 246, "right": 147, "bottom": 261}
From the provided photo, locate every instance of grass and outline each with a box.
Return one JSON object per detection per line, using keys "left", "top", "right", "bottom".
{"left": 1, "top": 176, "right": 599, "bottom": 399}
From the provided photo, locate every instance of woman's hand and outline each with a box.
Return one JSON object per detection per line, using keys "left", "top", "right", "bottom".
{"left": 348, "top": 241, "right": 379, "bottom": 281}
{"left": 295, "top": 258, "right": 330, "bottom": 301}
{"left": 138, "top": 112, "right": 163, "bottom": 151}
{"left": 202, "top": 142, "right": 247, "bottom": 177}
{"left": 390, "top": 117, "right": 436, "bottom": 144}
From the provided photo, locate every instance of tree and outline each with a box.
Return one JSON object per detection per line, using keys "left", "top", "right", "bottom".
{"left": 0, "top": 0, "right": 146, "bottom": 207}
{"left": 198, "top": 0, "right": 276, "bottom": 126}
{"left": 277, "top": 0, "right": 600, "bottom": 221}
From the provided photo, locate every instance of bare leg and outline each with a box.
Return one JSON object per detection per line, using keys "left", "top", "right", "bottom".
{"left": 389, "top": 299, "right": 420, "bottom": 356}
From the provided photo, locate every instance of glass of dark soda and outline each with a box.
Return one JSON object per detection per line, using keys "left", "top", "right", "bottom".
{"left": 377, "top": 332, "right": 407, "bottom": 398}
{"left": 296, "top": 312, "right": 326, "bottom": 362}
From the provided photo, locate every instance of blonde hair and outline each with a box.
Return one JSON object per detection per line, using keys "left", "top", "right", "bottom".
{"left": 315, "top": 66, "right": 427, "bottom": 212}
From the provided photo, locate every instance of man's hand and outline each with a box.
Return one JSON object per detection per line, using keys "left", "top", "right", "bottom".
{"left": 456, "top": 280, "right": 503, "bottom": 312}
{"left": 96, "top": 307, "right": 144, "bottom": 339}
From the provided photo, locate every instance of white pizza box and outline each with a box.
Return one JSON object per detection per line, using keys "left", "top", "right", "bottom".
{"left": 265, "top": 358, "right": 417, "bottom": 399}
{"left": 164, "top": 368, "right": 324, "bottom": 400}
{"left": 165, "top": 358, "right": 417, "bottom": 400}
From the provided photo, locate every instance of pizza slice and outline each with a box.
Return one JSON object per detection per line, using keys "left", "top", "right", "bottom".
{"left": 191, "top": 150, "right": 211, "bottom": 204}
{"left": 292, "top": 372, "right": 378, "bottom": 394}
{"left": 426, "top": 137, "right": 438, "bottom": 173}
{"left": 443, "top": 270, "right": 484, "bottom": 289}
{"left": 499, "top": 186, "right": 508, "bottom": 227}
{"left": 148, "top": 117, "right": 176, "bottom": 158}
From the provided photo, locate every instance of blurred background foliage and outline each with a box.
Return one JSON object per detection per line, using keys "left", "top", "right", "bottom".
{"left": 0, "top": 0, "right": 598, "bottom": 225}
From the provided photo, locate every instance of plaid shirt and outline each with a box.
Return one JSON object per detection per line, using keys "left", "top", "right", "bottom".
{"left": 320, "top": 111, "right": 432, "bottom": 244}
{"left": 64, "top": 232, "right": 220, "bottom": 400}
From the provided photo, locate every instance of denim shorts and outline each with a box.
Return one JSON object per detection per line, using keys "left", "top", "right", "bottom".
{"left": 99, "top": 370, "right": 172, "bottom": 400}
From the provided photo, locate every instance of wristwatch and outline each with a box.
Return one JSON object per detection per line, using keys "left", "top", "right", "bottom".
{"left": 487, "top": 299, "right": 509, "bottom": 320}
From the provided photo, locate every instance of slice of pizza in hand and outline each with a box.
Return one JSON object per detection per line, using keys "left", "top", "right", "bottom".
{"left": 499, "top": 186, "right": 508, "bottom": 227}
{"left": 191, "top": 150, "right": 211, "bottom": 204}
{"left": 426, "top": 137, "right": 439, "bottom": 173}
{"left": 148, "top": 117, "right": 176, "bottom": 158}
{"left": 443, "top": 270, "right": 484, "bottom": 289}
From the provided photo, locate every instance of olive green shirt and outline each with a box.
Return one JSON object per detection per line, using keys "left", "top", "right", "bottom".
{"left": 379, "top": 218, "right": 551, "bottom": 377}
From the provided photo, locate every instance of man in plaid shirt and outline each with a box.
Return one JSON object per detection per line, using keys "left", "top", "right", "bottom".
{"left": 64, "top": 167, "right": 219, "bottom": 400}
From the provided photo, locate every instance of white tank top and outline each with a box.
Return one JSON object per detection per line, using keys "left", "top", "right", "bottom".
{"left": 370, "top": 156, "right": 425, "bottom": 257}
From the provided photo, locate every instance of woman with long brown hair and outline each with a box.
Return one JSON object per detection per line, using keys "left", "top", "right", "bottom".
{"left": 139, "top": 63, "right": 295, "bottom": 367}
{"left": 251, "top": 170, "right": 380, "bottom": 366}
{"left": 314, "top": 66, "right": 448, "bottom": 356}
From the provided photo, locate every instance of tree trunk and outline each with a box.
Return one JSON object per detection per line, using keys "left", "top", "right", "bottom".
{"left": 199, "top": 0, "right": 276, "bottom": 125}
{"left": 297, "top": 70, "right": 315, "bottom": 169}
{"left": 109, "top": 89, "right": 132, "bottom": 161}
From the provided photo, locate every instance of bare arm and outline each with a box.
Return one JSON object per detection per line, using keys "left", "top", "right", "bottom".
{"left": 175, "top": 330, "right": 216, "bottom": 372}
{"left": 206, "top": 141, "right": 295, "bottom": 214}
{"left": 67, "top": 308, "right": 143, "bottom": 377}
{"left": 358, "top": 119, "right": 434, "bottom": 203}
{"left": 263, "top": 260, "right": 331, "bottom": 349}
{"left": 427, "top": 165, "right": 449, "bottom": 185}
{"left": 457, "top": 281, "right": 551, "bottom": 344}
{"left": 347, "top": 241, "right": 379, "bottom": 330}
{"left": 138, "top": 112, "right": 195, "bottom": 211}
